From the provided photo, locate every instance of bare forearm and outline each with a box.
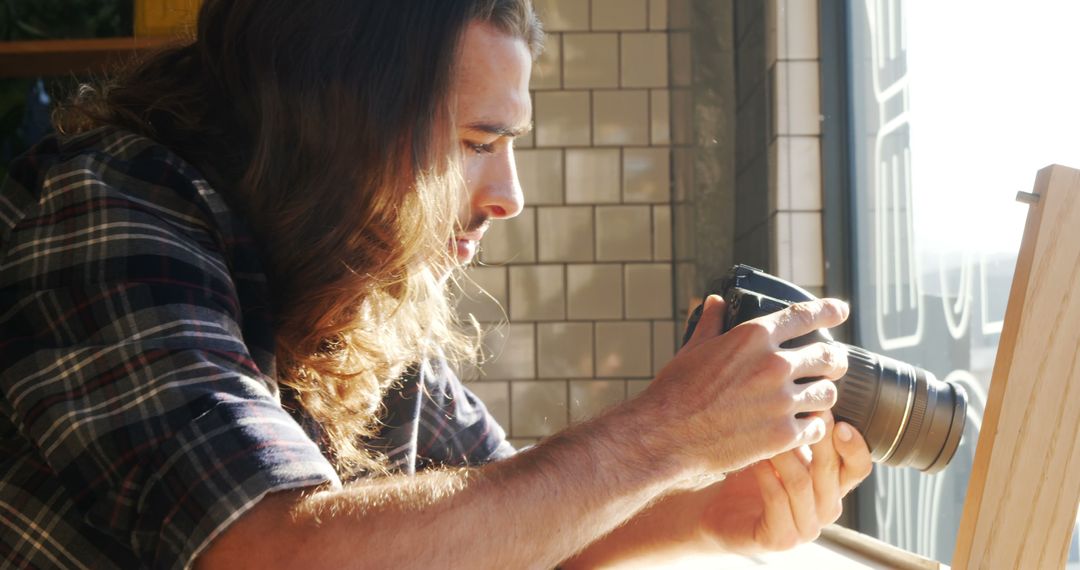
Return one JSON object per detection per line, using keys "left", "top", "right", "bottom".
{"left": 199, "top": 398, "right": 694, "bottom": 569}
{"left": 200, "top": 298, "right": 856, "bottom": 569}
{"left": 561, "top": 481, "right": 726, "bottom": 569}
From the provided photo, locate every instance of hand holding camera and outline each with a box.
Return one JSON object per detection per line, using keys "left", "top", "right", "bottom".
{"left": 641, "top": 289, "right": 852, "bottom": 478}
{"left": 682, "top": 265, "right": 967, "bottom": 473}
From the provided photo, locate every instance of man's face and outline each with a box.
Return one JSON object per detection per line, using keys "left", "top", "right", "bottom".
{"left": 451, "top": 22, "right": 532, "bottom": 264}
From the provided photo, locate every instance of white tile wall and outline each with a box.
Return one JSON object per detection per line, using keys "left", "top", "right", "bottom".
{"left": 456, "top": 266, "right": 508, "bottom": 323}
{"left": 767, "top": 0, "right": 819, "bottom": 64}
{"left": 596, "top": 205, "right": 652, "bottom": 261}
{"left": 465, "top": 1, "right": 680, "bottom": 436}
{"left": 532, "top": 32, "right": 562, "bottom": 90}
{"left": 566, "top": 149, "right": 621, "bottom": 203}
{"left": 595, "top": 321, "right": 652, "bottom": 377}
{"left": 511, "top": 380, "right": 568, "bottom": 437}
{"left": 538, "top": 206, "right": 595, "bottom": 262}
{"left": 773, "top": 136, "right": 823, "bottom": 211}
{"left": 789, "top": 212, "right": 824, "bottom": 287}
{"left": 652, "top": 320, "right": 677, "bottom": 375}
{"left": 774, "top": 60, "right": 821, "bottom": 137}
{"left": 650, "top": 89, "right": 671, "bottom": 145}
{"left": 537, "top": 322, "right": 594, "bottom": 378}
{"left": 594, "top": 90, "right": 649, "bottom": 146}
{"left": 621, "top": 33, "right": 669, "bottom": 88}
{"left": 570, "top": 379, "right": 626, "bottom": 421}
{"left": 624, "top": 263, "right": 674, "bottom": 319}
{"left": 509, "top": 265, "right": 566, "bottom": 321}
{"left": 462, "top": 0, "right": 825, "bottom": 450}
{"left": 515, "top": 149, "right": 564, "bottom": 205}
{"left": 567, "top": 264, "right": 623, "bottom": 319}
{"left": 481, "top": 207, "right": 536, "bottom": 264}
{"left": 623, "top": 147, "right": 671, "bottom": 203}
{"left": 649, "top": 0, "right": 669, "bottom": 30}
{"left": 766, "top": 0, "right": 825, "bottom": 289}
{"left": 669, "top": 31, "right": 692, "bottom": 87}
{"left": 536, "top": 91, "right": 591, "bottom": 146}
{"left": 479, "top": 323, "right": 536, "bottom": 380}
{"left": 563, "top": 33, "right": 620, "bottom": 88}
{"left": 533, "top": 0, "right": 589, "bottom": 32}
{"left": 653, "top": 205, "right": 672, "bottom": 260}
{"left": 467, "top": 381, "right": 511, "bottom": 430}
{"left": 592, "top": 0, "right": 648, "bottom": 31}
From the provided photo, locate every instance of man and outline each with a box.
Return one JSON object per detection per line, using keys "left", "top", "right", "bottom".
{"left": 0, "top": 1, "right": 870, "bottom": 568}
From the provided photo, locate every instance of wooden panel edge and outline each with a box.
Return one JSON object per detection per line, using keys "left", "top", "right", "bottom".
{"left": 952, "top": 164, "right": 1078, "bottom": 568}
{"left": 819, "top": 525, "right": 945, "bottom": 569}
{"left": 0, "top": 37, "right": 181, "bottom": 78}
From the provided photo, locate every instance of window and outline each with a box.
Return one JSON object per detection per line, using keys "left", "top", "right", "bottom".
{"left": 843, "top": 0, "right": 1080, "bottom": 563}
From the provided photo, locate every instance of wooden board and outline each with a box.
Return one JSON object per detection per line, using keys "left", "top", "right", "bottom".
{"left": 953, "top": 164, "right": 1080, "bottom": 568}
{"left": 0, "top": 37, "right": 176, "bottom": 78}
{"left": 610, "top": 525, "right": 944, "bottom": 569}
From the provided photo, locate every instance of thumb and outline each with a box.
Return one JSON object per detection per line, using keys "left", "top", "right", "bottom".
{"left": 834, "top": 422, "right": 874, "bottom": 493}
{"left": 682, "top": 294, "right": 727, "bottom": 351}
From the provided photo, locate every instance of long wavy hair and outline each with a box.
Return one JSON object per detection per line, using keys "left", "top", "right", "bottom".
{"left": 56, "top": 0, "right": 543, "bottom": 477}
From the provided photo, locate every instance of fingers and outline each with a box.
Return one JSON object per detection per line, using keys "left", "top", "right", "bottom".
{"left": 764, "top": 299, "right": 849, "bottom": 345}
{"left": 758, "top": 418, "right": 854, "bottom": 550}
{"left": 790, "top": 413, "right": 828, "bottom": 448}
{"left": 834, "top": 422, "right": 873, "bottom": 495}
{"left": 750, "top": 461, "right": 801, "bottom": 551}
{"left": 810, "top": 414, "right": 844, "bottom": 525}
{"left": 787, "top": 342, "right": 849, "bottom": 381}
{"left": 792, "top": 380, "right": 838, "bottom": 414}
{"left": 683, "top": 295, "right": 726, "bottom": 351}
{"left": 770, "top": 450, "right": 823, "bottom": 542}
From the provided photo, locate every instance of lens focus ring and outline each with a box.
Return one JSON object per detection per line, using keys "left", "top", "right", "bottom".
{"left": 833, "top": 345, "right": 880, "bottom": 430}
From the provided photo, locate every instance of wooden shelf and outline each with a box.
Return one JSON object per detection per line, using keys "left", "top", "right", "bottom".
{"left": 0, "top": 37, "right": 180, "bottom": 78}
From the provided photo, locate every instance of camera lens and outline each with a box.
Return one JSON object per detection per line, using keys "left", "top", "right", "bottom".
{"left": 832, "top": 345, "right": 968, "bottom": 473}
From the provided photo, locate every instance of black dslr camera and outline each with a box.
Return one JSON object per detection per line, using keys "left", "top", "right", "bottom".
{"left": 683, "top": 265, "right": 967, "bottom": 473}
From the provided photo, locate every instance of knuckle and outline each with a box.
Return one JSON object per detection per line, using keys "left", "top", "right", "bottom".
{"left": 736, "top": 320, "right": 772, "bottom": 345}
{"left": 786, "top": 302, "right": 815, "bottom": 326}
{"left": 799, "top": 384, "right": 831, "bottom": 411}
{"left": 771, "top": 420, "right": 800, "bottom": 449}
{"left": 763, "top": 352, "right": 795, "bottom": 380}
{"left": 826, "top": 345, "right": 849, "bottom": 376}
{"left": 819, "top": 381, "right": 839, "bottom": 407}
{"left": 815, "top": 298, "right": 842, "bottom": 321}
{"left": 818, "top": 344, "right": 837, "bottom": 367}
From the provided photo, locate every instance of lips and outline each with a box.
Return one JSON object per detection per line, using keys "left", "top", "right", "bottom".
{"left": 450, "top": 229, "right": 485, "bottom": 262}
{"left": 455, "top": 230, "right": 486, "bottom": 242}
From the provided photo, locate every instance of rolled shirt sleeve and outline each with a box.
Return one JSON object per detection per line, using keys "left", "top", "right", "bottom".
{"left": 0, "top": 131, "right": 339, "bottom": 569}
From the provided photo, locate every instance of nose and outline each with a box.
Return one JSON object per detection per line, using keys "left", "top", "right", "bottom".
{"left": 472, "top": 147, "right": 525, "bottom": 220}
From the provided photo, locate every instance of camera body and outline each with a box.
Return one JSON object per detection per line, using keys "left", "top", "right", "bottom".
{"left": 683, "top": 264, "right": 967, "bottom": 473}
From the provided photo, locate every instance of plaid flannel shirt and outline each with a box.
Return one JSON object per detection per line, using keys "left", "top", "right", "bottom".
{"left": 0, "top": 127, "right": 513, "bottom": 569}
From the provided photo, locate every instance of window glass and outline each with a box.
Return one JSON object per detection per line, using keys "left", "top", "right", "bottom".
{"left": 846, "top": 0, "right": 1080, "bottom": 563}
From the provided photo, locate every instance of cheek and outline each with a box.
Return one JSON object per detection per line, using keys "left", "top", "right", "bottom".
{"left": 461, "top": 153, "right": 484, "bottom": 185}
{"left": 460, "top": 155, "right": 487, "bottom": 202}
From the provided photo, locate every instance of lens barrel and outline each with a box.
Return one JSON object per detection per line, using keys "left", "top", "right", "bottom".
{"left": 832, "top": 345, "right": 968, "bottom": 473}
{"left": 701, "top": 264, "right": 970, "bottom": 473}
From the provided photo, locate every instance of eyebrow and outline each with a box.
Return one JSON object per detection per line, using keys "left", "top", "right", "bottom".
{"left": 463, "top": 121, "right": 534, "bottom": 138}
